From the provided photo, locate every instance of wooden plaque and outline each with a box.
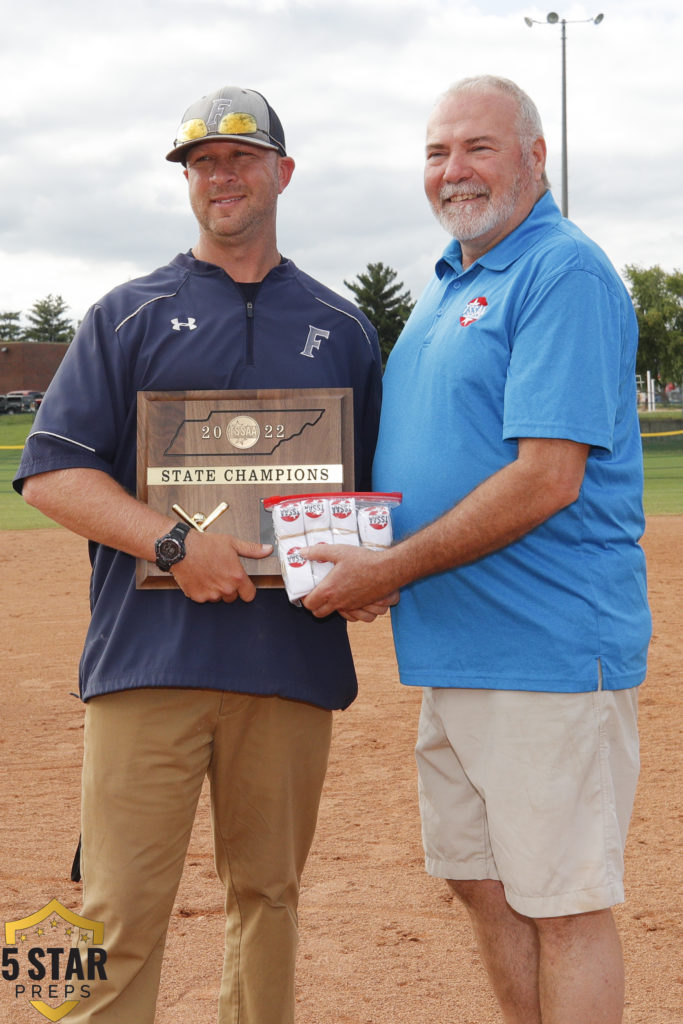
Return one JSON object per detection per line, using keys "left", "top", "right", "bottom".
{"left": 136, "top": 388, "right": 354, "bottom": 588}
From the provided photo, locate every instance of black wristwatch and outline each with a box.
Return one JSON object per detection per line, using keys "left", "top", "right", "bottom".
{"left": 154, "top": 522, "right": 191, "bottom": 572}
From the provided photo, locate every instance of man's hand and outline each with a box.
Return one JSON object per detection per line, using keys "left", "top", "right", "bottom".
{"left": 173, "top": 532, "right": 273, "bottom": 604}
{"left": 21, "top": 467, "right": 274, "bottom": 605}
{"left": 301, "top": 544, "right": 399, "bottom": 619}
{"left": 337, "top": 596, "right": 400, "bottom": 623}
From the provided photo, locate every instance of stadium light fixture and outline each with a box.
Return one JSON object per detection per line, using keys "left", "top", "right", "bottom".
{"left": 524, "top": 12, "right": 605, "bottom": 217}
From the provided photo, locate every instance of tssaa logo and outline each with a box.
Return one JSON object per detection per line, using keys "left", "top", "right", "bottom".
{"left": 2, "top": 899, "right": 107, "bottom": 1022}
{"left": 459, "top": 296, "right": 489, "bottom": 327}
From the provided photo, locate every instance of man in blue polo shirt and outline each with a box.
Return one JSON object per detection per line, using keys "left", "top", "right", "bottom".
{"left": 15, "top": 86, "right": 383, "bottom": 1024}
{"left": 303, "top": 76, "right": 650, "bottom": 1023}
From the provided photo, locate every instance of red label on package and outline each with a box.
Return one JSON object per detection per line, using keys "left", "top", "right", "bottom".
{"left": 303, "top": 500, "right": 325, "bottom": 519}
{"left": 367, "top": 507, "right": 389, "bottom": 529}
{"left": 286, "top": 547, "right": 306, "bottom": 568}
{"left": 280, "top": 503, "right": 301, "bottom": 523}
{"left": 331, "top": 499, "right": 353, "bottom": 519}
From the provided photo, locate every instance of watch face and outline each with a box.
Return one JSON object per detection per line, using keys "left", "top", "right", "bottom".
{"left": 158, "top": 538, "right": 181, "bottom": 560}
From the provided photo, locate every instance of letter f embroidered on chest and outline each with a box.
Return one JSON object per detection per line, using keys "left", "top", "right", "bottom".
{"left": 300, "top": 325, "right": 330, "bottom": 358}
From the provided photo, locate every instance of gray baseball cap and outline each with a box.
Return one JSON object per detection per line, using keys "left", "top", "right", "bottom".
{"left": 166, "top": 86, "right": 287, "bottom": 163}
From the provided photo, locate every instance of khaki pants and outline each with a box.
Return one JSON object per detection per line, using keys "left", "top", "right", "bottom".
{"left": 70, "top": 687, "right": 333, "bottom": 1024}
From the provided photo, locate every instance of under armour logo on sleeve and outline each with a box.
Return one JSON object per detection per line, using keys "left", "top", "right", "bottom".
{"left": 171, "top": 317, "right": 198, "bottom": 331}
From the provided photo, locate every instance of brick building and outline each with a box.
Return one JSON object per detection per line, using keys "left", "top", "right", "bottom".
{"left": 0, "top": 342, "right": 69, "bottom": 394}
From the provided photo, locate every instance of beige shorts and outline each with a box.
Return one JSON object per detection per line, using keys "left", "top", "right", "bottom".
{"left": 415, "top": 685, "right": 640, "bottom": 918}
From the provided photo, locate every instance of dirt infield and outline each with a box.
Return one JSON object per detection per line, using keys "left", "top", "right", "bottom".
{"left": 1, "top": 519, "right": 681, "bottom": 1023}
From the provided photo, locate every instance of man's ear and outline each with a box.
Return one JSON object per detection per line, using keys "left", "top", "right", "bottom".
{"left": 277, "top": 156, "right": 296, "bottom": 194}
{"left": 532, "top": 136, "right": 547, "bottom": 183}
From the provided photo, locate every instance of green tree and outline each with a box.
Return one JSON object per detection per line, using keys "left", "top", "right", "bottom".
{"left": 0, "top": 310, "right": 23, "bottom": 343}
{"left": 23, "top": 293, "right": 74, "bottom": 344}
{"left": 624, "top": 264, "right": 683, "bottom": 389}
{"left": 344, "top": 262, "right": 414, "bottom": 366}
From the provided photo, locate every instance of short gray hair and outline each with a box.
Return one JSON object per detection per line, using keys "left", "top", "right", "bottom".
{"left": 438, "top": 75, "right": 550, "bottom": 187}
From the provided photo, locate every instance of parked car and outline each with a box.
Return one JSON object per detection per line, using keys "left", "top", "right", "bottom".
{"left": 5, "top": 389, "right": 44, "bottom": 412}
{"left": 0, "top": 394, "right": 25, "bottom": 414}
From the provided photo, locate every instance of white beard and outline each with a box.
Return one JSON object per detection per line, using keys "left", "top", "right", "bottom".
{"left": 434, "top": 166, "right": 531, "bottom": 242}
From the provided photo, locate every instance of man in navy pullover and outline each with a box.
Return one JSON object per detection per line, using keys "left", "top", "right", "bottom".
{"left": 16, "top": 86, "right": 383, "bottom": 1024}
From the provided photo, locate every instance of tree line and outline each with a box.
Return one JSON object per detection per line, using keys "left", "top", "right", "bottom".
{"left": 2, "top": 266, "right": 681, "bottom": 390}
{"left": 0, "top": 294, "right": 75, "bottom": 345}
{"left": 623, "top": 265, "right": 683, "bottom": 391}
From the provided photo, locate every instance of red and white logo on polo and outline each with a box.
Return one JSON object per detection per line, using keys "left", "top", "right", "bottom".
{"left": 460, "top": 296, "right": 488, "bottom": 327}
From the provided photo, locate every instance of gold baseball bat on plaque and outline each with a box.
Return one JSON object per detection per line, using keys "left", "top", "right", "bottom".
{"left": 136, "top": 388, "right": 354, "bottom": 589}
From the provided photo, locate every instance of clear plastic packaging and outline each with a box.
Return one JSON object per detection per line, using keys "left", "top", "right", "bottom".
{"left": 264, "top": 492, "right": 402, "bottom": 604}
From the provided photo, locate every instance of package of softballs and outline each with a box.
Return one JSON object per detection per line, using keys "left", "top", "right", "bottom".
{"left": 264, "top": 492, "right": 402, "bottom": 604}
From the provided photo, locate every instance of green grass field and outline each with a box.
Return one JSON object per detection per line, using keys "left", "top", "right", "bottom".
{"left": 639, "top": 408, "right": 683, "bottom": 513}
{"left": 0, "top": 415, "right": 60, "bottom": 529}
{"left": 640, "top": 433, "right": 683, "bottom": 515}
{"left": 2, "top": 413, "right": 682, "bottom": 529}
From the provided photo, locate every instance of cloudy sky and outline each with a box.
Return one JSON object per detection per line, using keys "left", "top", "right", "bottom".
{"left": 1, "top": 0, "right": 681, "bottom": 325}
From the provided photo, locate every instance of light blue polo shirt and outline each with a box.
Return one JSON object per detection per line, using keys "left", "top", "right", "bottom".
{"left": 373, "top": 192, "right": 650, "bottom": 692}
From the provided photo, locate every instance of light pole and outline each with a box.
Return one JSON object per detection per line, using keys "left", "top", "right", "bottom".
{"left": 524, "top": 12, "right": 604, "bottom": 218}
